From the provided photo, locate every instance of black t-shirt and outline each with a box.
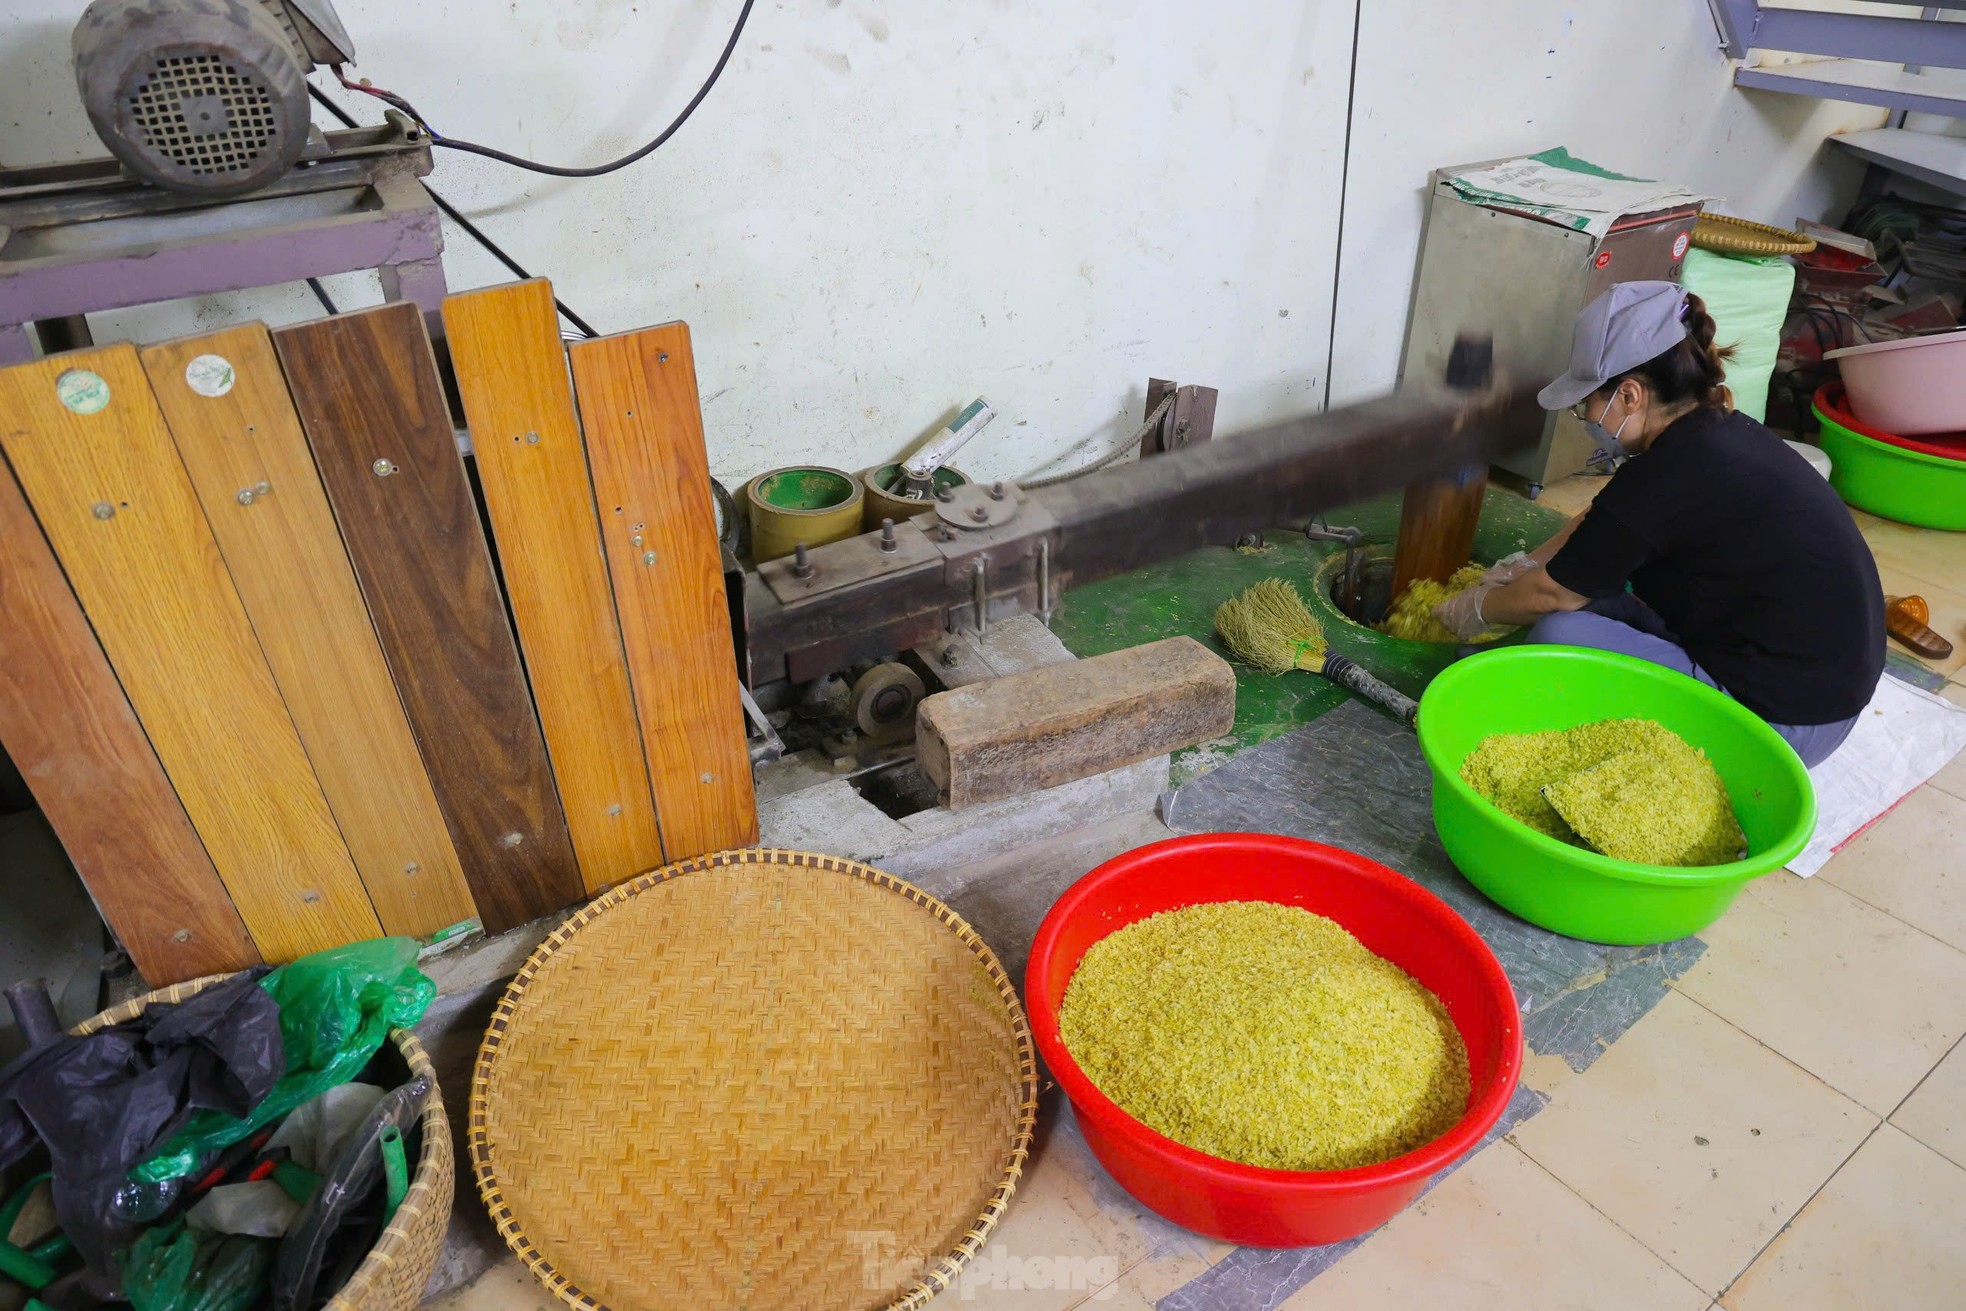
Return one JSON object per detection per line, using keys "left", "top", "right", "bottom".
{"left": 1547, "top": 407, "right": 1884, "bottom": 726}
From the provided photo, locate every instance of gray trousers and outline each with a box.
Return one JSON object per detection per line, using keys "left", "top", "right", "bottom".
{"left": 1524, "top": 596, "right": 1860, "bottom": 768}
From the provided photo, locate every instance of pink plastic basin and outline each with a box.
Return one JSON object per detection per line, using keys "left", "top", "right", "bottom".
{"left": 1826, "top": 329, "right": 1966, "bottom": 436}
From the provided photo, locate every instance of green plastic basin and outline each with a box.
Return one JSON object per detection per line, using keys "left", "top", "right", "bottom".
{"left": 1815, "top": 403, "right": 1966, "bottom": 531}
{"left": 1417, "top": 647, "right": 1816, "bottom": 945}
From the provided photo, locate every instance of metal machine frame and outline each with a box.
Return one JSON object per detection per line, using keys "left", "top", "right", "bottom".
{"left": 0, "top": 120, "right": 445, "bottom": 364}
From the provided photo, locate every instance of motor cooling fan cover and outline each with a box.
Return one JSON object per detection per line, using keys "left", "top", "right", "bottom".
{"left": 72, "top": 0, "right": 310, "bottom": 196}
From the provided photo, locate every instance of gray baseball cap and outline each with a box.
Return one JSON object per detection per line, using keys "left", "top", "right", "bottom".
{"left": 1537, "top": 280, "right": 1690, "bottom": 410}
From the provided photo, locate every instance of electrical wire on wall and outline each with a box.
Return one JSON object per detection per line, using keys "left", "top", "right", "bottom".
{"left": 331, "top": 0, "right": 755, "bottom": 178}
{"left": 305, "top": 84, "right": 600, "bottom": 338}
{"left": 308, "top": 0, "right": 755, "bottom": 336}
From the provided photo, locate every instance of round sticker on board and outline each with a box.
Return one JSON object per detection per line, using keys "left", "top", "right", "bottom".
{"left": 1593, "top": 250, "right": 1613, "bottom": 270}
{"left": 1672, "top": 232, "right": 1691, "bottom": 260}
{"left": 184, "top": 354, "right": 235, "bottom": 398}
{"left": 55, "top": 369, "right": 110, "bottom": 416}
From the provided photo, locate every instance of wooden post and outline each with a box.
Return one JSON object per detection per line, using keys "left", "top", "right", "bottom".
{"left": 1389, "top": 336, "right": 1494, "bottom": 597}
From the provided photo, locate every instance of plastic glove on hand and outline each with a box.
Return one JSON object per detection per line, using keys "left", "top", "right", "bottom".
{"left": 1431, "top": 583, "right": 1496, "bottom": 642}
{"left": 1480, "top": 551, "right": 1542, "bottom": 587}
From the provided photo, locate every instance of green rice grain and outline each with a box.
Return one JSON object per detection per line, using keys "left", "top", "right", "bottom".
{"left": 1460, "top": 717, "right": 1746, "bottom": 866}
{"left": 1058, "top": 901, "right": 1470, "bottom": 1172}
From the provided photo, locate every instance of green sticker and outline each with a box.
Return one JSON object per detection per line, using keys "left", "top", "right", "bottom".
{"left": 55, "top": 369, "right": 110, "bottom": 415}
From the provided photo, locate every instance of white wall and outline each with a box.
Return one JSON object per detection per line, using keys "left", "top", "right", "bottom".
{"left": 0, "top": 1, "right": 1887, "bottom": 485}
{"left": 1328, "top": 2, "right": 1888, "bottom": 403}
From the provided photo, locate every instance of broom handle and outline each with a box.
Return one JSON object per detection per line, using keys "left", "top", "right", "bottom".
{"left": 1320, "top": 654, "right": 1418, "bottom": 728}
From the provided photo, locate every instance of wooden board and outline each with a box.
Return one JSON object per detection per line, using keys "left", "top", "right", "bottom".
{"left": 443, "top": 281, "right": 665, "bottom": 889}
{"left": 568, "top": 323, "right": 757, "bottom": 858}
{"left": 274, "top": 303, "right": 582, "bottom": 931}
{"left": 0, "top": 462, "right": 259, "bottom": 984}
{"left": 915, "top": 636, "right": 1236, "bottom": 810}
{"left": 0, "top": 346, "right": 381, "bottom": 959}
{"left": 141, "top": 326, "right": 478, "bottom": 936}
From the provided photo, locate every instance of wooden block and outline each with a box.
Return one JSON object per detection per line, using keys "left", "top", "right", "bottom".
{"left": 141, "top": 326, "right": 478, "bottom": 937}
{"left": 567, "top": 323, "right": 757, "bottom": 858}
{"left": 0, "top": 346, "right": 381, "bottom": 959}
{"left": 916, "top": 636, "right": 1235, "bottom": 810}
{"left": 274, "top": 303, "right": 582, "bottom": 932}
{"left": 443, "top": 281, "right": 664, "bottom": 890}
{"left": 0, "top": 462, "right": 259, "bottom": 984}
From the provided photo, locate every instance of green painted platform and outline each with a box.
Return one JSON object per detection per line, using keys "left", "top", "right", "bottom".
{"left": 1050, "top": 488, "right": 1570, "bottom": 782}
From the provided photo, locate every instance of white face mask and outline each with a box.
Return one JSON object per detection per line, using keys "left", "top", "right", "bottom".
{"left": 1584, "top": 394, "right": 1633, "bottom": 467}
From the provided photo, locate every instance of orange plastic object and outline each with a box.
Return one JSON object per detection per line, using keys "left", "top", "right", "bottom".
{"left": 1886, "top": 595, "right": 1954, "bottom": 660}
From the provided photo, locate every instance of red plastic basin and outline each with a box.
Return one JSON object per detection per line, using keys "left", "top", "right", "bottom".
{"left": 1025, "top": 833, "right": 1522, "bottom": 1248}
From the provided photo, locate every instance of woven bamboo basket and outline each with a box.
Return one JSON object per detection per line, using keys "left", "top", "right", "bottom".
{"left": 469, "top": 847, "right": 1041, "bottom": 1311}
{"left": 1690, "top": 213, "right": 1816, "bottom": 256}
{"left": 75, "top": 976, "right": 453, "bottom": 1311}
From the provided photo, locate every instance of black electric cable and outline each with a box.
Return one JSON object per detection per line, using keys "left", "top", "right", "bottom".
{"left": 339, "top": 0, "right": 754, "bottom": 179}
{"left": 305, "top": 277, "right": 339, "bottom": 314}
{"left": 306, "top": 83, "right": 600, "bottom": 338}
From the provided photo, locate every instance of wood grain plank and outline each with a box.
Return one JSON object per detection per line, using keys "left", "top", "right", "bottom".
{"left": 0, "top": 462, "right": 259, "bottom": 984}
{"left": 568, "top": 323, "right": 757, "bottom": 858}
{"left": 0, "top": 346, "right": 381, "bottom": 959}
{"left": 443, "top": 280, "right": 665, "bottom": 889}
{"left": 141, "top": 326, "right": 479, "bottom": 936}
{"left": 273, "top": 303, "right": 582, "bottom": 931}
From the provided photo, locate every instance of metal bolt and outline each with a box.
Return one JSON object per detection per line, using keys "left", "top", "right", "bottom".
{"left": 879, "top": 518, "right": 897, "bottom": 553}
{"left": 236, "top": 488, "right": 257, "bottom": 505}
{"left": 501, "top": 831, "right": 524, "bottom": 849}
{"left": 92, "top": 502, "right": 115, "bottom": 520}
{"left": 300, "top": 889, "right": 321, "bottom": 904}
{"left": 606, "top": 803, "right": 623, "bottom": 817}
{"left": 372, "top": 458, "right": 396, "bottom": 477}
{"left": 941, "top": 645, "right": 961, "bottom": 667}
{"left": 641, "top": 550, "right": 657, "bottom": 566}
{"left": 173, "top": 929, "right": 192, "bottom": 943}
{"left": 404, "top": 862, "right": 420, "bottom": 875}
{"left": 792, "top": 542, "right": 813, "bottom": 580}
{"left": 939, "top": 526, "right": 957, "bottom": 542}
{"left": 699, "top": 772, "right": 714, "bottom": 784}
{"left": 970, "top": 504, "right": 989, "bottom": 523}
{"left": 658, "top": 352, "right": 670, "bottom": 363}
{"left": 989, "top": 481, "right": 1005, "bottom": 500}
{"left": 935, "top": 486, "right": 954, "bottom": 503}
{"left": 631, "top": 534, "right": 644, "bottom": 547}
{"left": 523, "top": 431, "right": 541, "bottom": 445}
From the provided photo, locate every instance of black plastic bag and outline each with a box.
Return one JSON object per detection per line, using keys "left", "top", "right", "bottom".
{"left": 0, "top": 972, "right": 281, "bottom": 1273}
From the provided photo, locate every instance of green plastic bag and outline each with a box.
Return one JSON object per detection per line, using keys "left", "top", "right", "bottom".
{"left": 123, "top": 1222, "right": 271, "bottom": 1311}
{"left": 1681, "top": 246, "right": 1796, "bottom": 423}
{"left": 133, "top": 939, "right": 434, "bottom": 1184}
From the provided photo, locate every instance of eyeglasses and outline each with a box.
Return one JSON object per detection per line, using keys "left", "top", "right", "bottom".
{"left": 1569, "top": 401, "right": 1591, "bottom": 422}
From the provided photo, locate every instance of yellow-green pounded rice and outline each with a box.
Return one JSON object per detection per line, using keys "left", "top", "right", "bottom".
{"left": 1058, "top": 901, "right": 1471, "bottom": 1172}
{"left": 1376, "top": 563, "right": 1498, "bottom": 644}
{"left": 1460, "top": 717, "right": 1747, "bottom": 866}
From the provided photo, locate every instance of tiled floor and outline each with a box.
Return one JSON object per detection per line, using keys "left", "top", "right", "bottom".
{"left": 430, "top": 476, "right": 1966, "bottom": 1311}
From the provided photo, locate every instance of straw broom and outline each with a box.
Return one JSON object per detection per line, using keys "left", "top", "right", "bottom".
{"left": 1214, "top": 578, "right": 1420, "bottom": 728}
